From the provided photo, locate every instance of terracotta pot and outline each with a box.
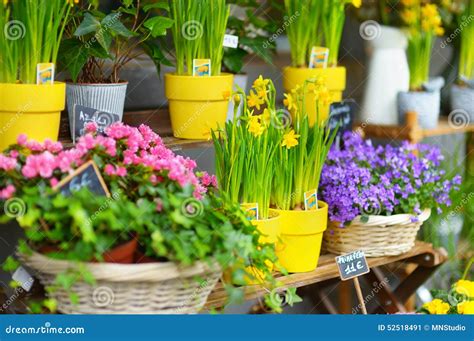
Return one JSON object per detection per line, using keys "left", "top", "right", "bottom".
{"left": 134, "top": 250, "right": 159, "bottom": 264}
{"left": 102, "top": 238, "right": 138, "bottom": 264}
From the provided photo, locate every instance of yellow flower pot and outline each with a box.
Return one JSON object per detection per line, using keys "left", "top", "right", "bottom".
{"left": 165, "top": 73, "right": 233, "bottom": 139}
{"left": 282, "top": 66, "right": 346, "bottom": 125}
{"left": 275, "top": 201, "right": 328, "bottom": 273}
{"left": 0, "top": 82, "right": 65, "bottom": 151}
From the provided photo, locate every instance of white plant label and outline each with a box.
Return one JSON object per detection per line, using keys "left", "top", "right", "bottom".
{"left": 223, "top": 34, "right": 239, "bottom": 48}
{"left": 12, "top": 266, "right": 34, "bottom": 292}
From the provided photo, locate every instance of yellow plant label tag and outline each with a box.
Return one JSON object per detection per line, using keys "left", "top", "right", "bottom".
{"left": 304, "top": 189, "right": 319, "bottom": 210}
{"left": 36, "top": 63, "right": 55, "bottom": 85}
{"left": 241, "top": 203, "right": 259, "bottom": 220}
{"left": 193, "top": 59, "right": 211, "bottom": 77}
{"left": 308, "top": 47, "right": 329, "bottom": 69}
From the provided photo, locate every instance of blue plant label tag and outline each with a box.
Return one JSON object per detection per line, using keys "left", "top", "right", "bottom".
{"left": 223, "top": 34, "right": 239, "bottom": 48}
{"left": 308, "top": 47, "right": 329, "bottom": 69}
{"left": 193, "top": 59, "right": 211, "bottom": 77}
{"left": 304, "top": 189, "right": 318, "bottom": 210}
{"left": 336, "top": 251, "right": 370, "bottom": 281}
{"left": 12, "top": 266, "right": 34, "bottom": 292}
{"left": 241, "top": 203, "right": 259, "bottom": 221}
{"left": 36, "top": 63, "right": 55, "bottom": 85}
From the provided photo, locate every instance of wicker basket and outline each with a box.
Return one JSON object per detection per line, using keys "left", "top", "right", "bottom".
{"left": 323, "top": 209, "right": 431, "bottom": 257}
{"left": 19, "top": 251, "right": 221, "bottom": 314}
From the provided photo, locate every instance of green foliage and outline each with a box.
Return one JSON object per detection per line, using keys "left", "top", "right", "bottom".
{"left": 60, "top": 0, "right": 173, "bottom": 83}
{"left": 223, "top": 1, "right": 277, "bottom": 74}
{"left": 459, "top": 0, "right": 474, "bottom": 80}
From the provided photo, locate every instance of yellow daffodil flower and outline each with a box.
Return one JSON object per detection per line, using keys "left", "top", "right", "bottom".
{"left": 247, "top": 90, "right": 264, "bottom": 110}
{"left": 351, "top": 0, "right": 361, "bottom": 8}
{"left": 457, "top": 300, "right": 474, "bottom": 314}
{"left": 423, "top": 299, "right": 450, "bottom": 314}
{"left": 454, "top": 280, "right": 474, "bottom": 298}
{"left": 248, "top": 115, "right": 264, "bottom": 137}
{"left": 261, "top": 108, "right": 271, "bottom": 125}
{"left": 281, "top": 129, "right": 300, "bottom": 149}
{"left": 283, "top": 93, "right": 296, "bottom": 111}
{"left": 257, "top": 88, "right": 268, "bottom": 101}
{"left": 401, "top": 9, "right": 418, "bottom": 25}
{"left": 253, "top": 75, "right": 270, "bottom": 89}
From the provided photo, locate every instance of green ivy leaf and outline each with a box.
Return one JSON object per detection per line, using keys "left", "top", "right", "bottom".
{"left": 143, "top": 1, "right": 170, "bottom": 12}
{"left": 74, "top": 13, "right": 101, "bottom": 37}
{"left": 143, "top": 16, "right": 174, "bottom": 37}
{"left": 101, "top": 13, "right": 135, "bottom": 38}
{"left": 2, "top": 256, "right": 20, "bottom": 272}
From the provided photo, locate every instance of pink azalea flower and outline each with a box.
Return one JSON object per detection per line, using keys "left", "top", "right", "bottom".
{"left": 85, "top": 122, "right": 98, "bottom": 133}
{"left": 17, "top": 134, "right": 27, "bottom": 146}
{"left": 104, "top": 164, "right": 116, "bottom": 176}
{"left": 0, "top": 155, "right": 17, "bottom": 171}
{"left": 0, "top": 185, "right": 16, "bottom": 199}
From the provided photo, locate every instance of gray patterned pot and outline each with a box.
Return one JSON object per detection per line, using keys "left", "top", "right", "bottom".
{"left": 397, "top": 77, "right": 445, "bottom": 129}
{"left": 451, "top": 84, "right": 474, "bottom": 123}
{"left": 66, "top": 82, "right": 128, "bottom": 139}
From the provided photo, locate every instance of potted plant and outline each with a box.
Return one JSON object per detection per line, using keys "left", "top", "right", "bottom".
{"left": 165, "top": 0, "right": 233, "bottom": 139}
{"left": 60, "top": 1, "right": 173, "bottom": 139}
{"left": 282, "top": 0, "right": 360, "bottom": 125}
{"left": 0, "top": 0, "right": 73, "bottom": 151}
{"left": 320, "top": 132, "right": 462, "bottom": 257}
{"left": 223, "top": 0, "right": 277, "bottom": 120}
{"left": 0, "top": 123, "right": 295, "bottom": 314}
{"left": 212, "top": 77, "right": 281, "bottom": 281}
{"left": 271, "top": 79, "right": 338, "bottom": 273}
{"left": 451, "top": 0, "right": 474, "bottom": 122}
{"left": 397, "top": 2, "right": 445, "bottom": 129}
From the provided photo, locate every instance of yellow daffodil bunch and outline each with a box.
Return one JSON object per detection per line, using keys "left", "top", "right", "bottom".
{"left": 273, "top": 78, "right": 338, "bottom": 210}
{"left": 212, "top": 76, "right": 280, "bottom": 219}
{"left": 401, "top": 1, "right": 445, "bottom": 89}
{"left": 213, "top": 75, "right": 337, "bottom": 215}
{"left": 0, "top": 0, "right": 74, "bottom": 83}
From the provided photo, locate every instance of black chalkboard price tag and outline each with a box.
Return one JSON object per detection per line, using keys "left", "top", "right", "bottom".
{"left": 53, "top": 160, "right": 110, "bottom": 198}
{"left": 73, "top": 104, "right": 120, "bottom": 143}
{"left": 335, "top": 250, "right": 370, "bottom": 281}
{"left": 335, "top": 250, "right": 370, "bottom": 314}
{"left": 328, "top": 100, "right": 356, "bottom": 148}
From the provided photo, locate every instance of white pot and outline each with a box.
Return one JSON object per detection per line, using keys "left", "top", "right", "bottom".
{"left": 66, "top": 82, "right": 128, "bottom": 139}
{"left": 397, "top": 77, "right": 445, "bottom": 129}
{"left": 226, "top": 74, "right": 248, "bottom": 121}
{"left": 451, "top": 83, "right": 474, "bottom": 123}
{"left": 361, "top": 26, "right": 410, "bottom": 125}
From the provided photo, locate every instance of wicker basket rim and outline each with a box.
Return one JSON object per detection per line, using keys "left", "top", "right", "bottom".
{"left": 19, "top": 251, "right": 221, "bottom": 282}
{"left": 344, "top": 208, "right": 431, "bottom": 226}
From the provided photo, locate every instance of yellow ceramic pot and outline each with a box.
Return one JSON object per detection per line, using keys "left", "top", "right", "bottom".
{"left": 282, "top": 66, "right": 346, "bottom": 125}
{"left": 165, "top": 73, "right": 233, "bottom": 139}
{"left": 0, "top": 82, "right": 65, "bottom": 151}
{"left": 275, "top": 201, "right": 328, "bottom": 273}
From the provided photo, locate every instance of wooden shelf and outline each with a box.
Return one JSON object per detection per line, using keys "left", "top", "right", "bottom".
{"left": 58, "top": 109, "right": 213, "bottom": 151}
{"left": 205, "top": 241, "right": 447, "bottom": 310}
{"left": 357, "top": 112, "right": 474, "bottom": 143}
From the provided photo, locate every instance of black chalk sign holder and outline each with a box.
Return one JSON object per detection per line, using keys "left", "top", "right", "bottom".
{"left": 53, "top": 160, "right": 110, "bottom": 198}
{"left": 335, "top": 250, "right": 370, "bottom": 314}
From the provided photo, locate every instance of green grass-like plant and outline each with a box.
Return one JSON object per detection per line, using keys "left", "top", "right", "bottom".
{"left": 0, "top": 0, "right": 73, "bottom": 84}
{"left": 169, "top": 0, "right": 229, "bottom": 76}
{"left": 459, "top": 0, "right": 474, "bottom": 80}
